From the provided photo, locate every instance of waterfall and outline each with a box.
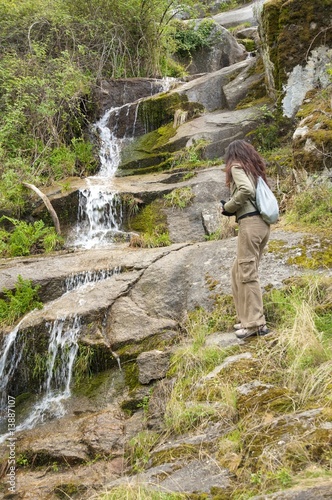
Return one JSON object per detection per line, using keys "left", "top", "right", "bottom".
{"left": 70, "top": 77, "right": 176, "bottom": 250}
{"left": 69, "top": 105, "right": 129, "bottom": 249}
{"left": 0, "top": 316, "right": 80, "bottom": 443}
{"left": 0, "top": 77, "right": 178, "bottom": 441}
{"left": 0, "top": 324, "right": 24, "bottom": 412}
{"left": 65, "top": 266, "right": 121, "bottom": 292}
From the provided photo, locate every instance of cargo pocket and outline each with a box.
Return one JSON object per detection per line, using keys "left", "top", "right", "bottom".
{"left": 238, "top": 258, "right": 257, "bottom": 283}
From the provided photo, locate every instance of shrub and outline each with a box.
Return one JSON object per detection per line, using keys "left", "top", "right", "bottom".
{"left": 0, "top": 275, "right": 42, "bottom": 326}
{"left": 0, "top": 216, "right": 64, "bottom": 257}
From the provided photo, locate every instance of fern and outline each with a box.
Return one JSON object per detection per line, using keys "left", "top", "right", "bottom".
{"left": 0, "top": 216, "right": 63, "bottom": 257}
{"left": 0, "top": 275, "right": 43, "bottom": 326}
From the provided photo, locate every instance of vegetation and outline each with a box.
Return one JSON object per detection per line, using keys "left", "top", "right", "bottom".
{"left": 128, "top": 200, "right": 171, "bottom": 248}
{"left": 164, "top": 187, "right": 195, "bottom": 209}
{"left": 0, "top": 0, "right": 200, "bottom": 218}
{"left": 173, "top": 18, "right": 216, "bottom": 56}
{"left": 0, "top": 216, "right": 64, "bottom": 257}
{"left": 105, "top": 275, "right": 332, "bottom": 499}
{"left": 98, "top": 486, "right": 185, "bottom": 500}
{"left": 0, "top": 275, "right": 42, "bottom": 326}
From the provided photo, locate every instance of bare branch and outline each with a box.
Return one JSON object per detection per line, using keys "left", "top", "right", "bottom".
{"left": 23, "top": 183, "right": 61, "bottom": 235}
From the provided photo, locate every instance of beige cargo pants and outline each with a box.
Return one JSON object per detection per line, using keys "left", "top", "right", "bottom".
{"left": 231, "top": 215, "right": 270, "bottom": 329}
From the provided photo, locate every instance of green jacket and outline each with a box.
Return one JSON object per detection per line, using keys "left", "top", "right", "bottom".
{"left": 223, "top": 165, "right": 257, "bottom": 221}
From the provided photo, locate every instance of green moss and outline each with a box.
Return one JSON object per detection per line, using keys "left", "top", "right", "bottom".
{"left": 119, "top": 124, "right": 175, "bottom": 175}
{"left": 54, "top": 483, "right": 85, "bottom": 499}
{"left": 262, "top": 0, "right": 332, "bottom": 91}
{"left": 118, "top": 95, "right": 204, "bottom": 176}
{"left": 287, "top": 239, "right": 332, "bottom": 269}
{"left": 240, "top": 38, "right": 256, "bottom": 52}
{"left": 137, "top": 93, "right": 204, "bottom": 134}
{"left": 128, "top": 199, "right": 167, "bottom": 234}
{"left": 123, "top": 361, "right": 140, "bottom": 391}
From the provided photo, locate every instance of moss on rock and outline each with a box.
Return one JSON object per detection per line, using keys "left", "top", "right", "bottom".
{"left": 261, "top": 0, "right": 332, "bottom": 92}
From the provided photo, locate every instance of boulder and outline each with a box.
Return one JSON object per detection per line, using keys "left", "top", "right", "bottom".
{"left": 173, "top": 59, "right": 253, "bottom": 111}
{"left": 259, "top": 0, "right": 332, "bottom": 114}
{"left": 174, "top": 20, "right": 247, "bottom": 75}
{"left": 137, "top": 350, "right": 171, "bottom": 384}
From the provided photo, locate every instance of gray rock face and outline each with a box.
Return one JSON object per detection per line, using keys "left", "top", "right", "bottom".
{"left": 95, "top": 77, "right": 176, "bottom": 113}
{"left": 213, "top": 3, "right": 259, "bottom": 28}
{"left": 167, "top": 106, "right": 264, "bottom": 158}
{"left": 174, "top": 21, "right": 247, "bottom": 75}
{"left": 173, "top": 58, "right": 256, "bottom": 112}
{"left": 282, "top": 47, "right": 332, "bottom": 118}
{"left": 137, "top": 350, "right": 171, "bottom": 384}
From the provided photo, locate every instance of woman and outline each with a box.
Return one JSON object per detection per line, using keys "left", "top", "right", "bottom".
{"left": 221, "top": 140, "right": 270, "bottom": 339}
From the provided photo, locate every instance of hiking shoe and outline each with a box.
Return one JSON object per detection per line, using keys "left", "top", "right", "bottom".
{"left": 236, "top": 325, "right": 270, "bottom": 339}
{"left": 234, "top": 323, "right": 242, "bottom": 330}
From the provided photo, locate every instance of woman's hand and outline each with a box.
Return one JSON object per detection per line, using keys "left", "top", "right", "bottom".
{"left": 220, "top": 200, "right": 234, "bottom": 217}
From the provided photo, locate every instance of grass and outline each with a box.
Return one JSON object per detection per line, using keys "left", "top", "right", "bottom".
{"left": 163, "top": 187, "right": 194, "bottom": 209}
{"left": 96, "top": 485, "right": 185, "bottom": 500}
{"left": 0, "top": 275, "right": 43, "bottom": 326}
{"left": 89, "top": 273, "right": 332, "bottom": 500}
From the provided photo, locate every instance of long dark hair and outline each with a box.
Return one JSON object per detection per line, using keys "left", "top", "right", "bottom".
{"left": 224, "top": 140, "right": 268, "bottom": 187}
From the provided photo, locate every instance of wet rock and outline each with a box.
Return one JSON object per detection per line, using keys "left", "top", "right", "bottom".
{"left": 13, "top": 458, "right": 124, "bottom": 500}
{"left": 9, "top": 407, "right": 125, "bottom": 467}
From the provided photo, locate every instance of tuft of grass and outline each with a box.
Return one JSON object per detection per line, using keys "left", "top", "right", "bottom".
{"left": 126, "top": 431, "right": 160, "bottom": 473}
{"left": 96, "top": 484, "right": 185, "bottom": 500}
{"left": 262, "top": 276, "right": 332, "bottom": 408}
{"left": 129, "top": 227, "right": 171, "bottom": 248}
{"left": 164, "top": 299, "right": 239, "bottom": 435}
{"left": 283, "top": 185, "right": 332, "bottom": 237}
{"left": 163, "top": 187, "right": 194, "bottom": 209}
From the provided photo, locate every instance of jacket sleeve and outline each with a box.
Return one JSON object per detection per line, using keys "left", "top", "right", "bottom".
{"left": 223, "top": 166, "right": 255, "bottom": 214}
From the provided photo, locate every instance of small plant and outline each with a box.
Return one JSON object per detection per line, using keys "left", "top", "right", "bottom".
{"left": 163, "top": 187, "right": 194, "bottom": 209}
{"left": 16, "top": 454, "right": 29, "bottom": 467}
{"left": 126, "top": 430, "right": 160, "bottom": 473}
{"left": 0, "top": 216, "right": 64, "bottom": 257}
{"left": 173, "top": 18, "right": 215, "bottom": 56}
{"left": 130, "top": 226, "right": 171, "bottom": 248}
{"left": 0, "top": 275, "right": 43, "bottom": 326}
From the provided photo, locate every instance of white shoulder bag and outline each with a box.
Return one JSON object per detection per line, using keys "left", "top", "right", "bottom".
{"left": 255, "top": 177, "right": 279, "bottom": 224}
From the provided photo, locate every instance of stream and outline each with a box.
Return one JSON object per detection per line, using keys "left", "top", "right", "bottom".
{"left": 0, "top": 77, "right": 175, "bottom": 441}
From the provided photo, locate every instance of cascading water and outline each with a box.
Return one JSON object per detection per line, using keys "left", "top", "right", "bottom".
{"left": 0, "top": 267, "right": 118, "bottom": 441}
{"left": 0, "top": 77, "right": 176, "bottom": 442}
{"left": 69, "top": 106, "right": 128, "bottom": 249}
{"left": 0, "top": 316, "right": 80, "bottom": 443}
{"left": 70, "top": 77, "right": 176, "bottom": 250}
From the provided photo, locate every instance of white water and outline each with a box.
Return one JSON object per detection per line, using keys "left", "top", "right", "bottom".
{"left": 70, "top": 77, "right": 176, "bottom": 249}
{"left": 0, "top": 268, "right": 122, "bottom": 441}
{"left": 0, "top": 324, "right": 24, "bottom": 411}
{"left": 0, "top": 317, "right": 80, "bottom": 443}
{"left": 70, "top": 106, "right": 128, "bottom": 249}
{"left": 65, "top": 266, "right": 121, "bottom": 291}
